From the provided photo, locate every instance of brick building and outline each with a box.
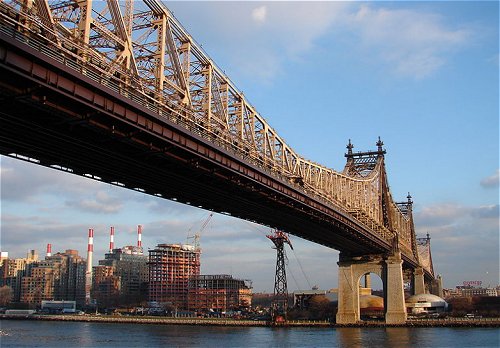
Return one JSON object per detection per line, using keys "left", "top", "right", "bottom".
{"left": 19, "top": 250, "right": 86, "bottom": 307}
{"left": 148, "top": 244, "right": 200, "bottom": 310}
{"left": 92, "top": 265, "right": 121, "bottom": 307}
{"left": 0, "top": 250, "right": 38, "bottom": 302}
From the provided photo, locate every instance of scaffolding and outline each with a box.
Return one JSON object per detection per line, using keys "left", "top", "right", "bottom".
{"left": 188, "top": 275, "right": 252, "bottom": 313}
{"left": 148, "top": 244, "right": 200, "bottom": 310}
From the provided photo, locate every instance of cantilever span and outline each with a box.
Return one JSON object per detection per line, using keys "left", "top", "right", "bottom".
{"left": 0, "top": 0, "right": 434, "bottom": 287}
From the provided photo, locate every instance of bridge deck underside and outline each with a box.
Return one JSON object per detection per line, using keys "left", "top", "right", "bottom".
{"left": 0, "top": 35, "right": 420, "bottom": 268}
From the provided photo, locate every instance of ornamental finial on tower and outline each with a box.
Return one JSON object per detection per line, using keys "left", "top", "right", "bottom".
{"left": 376, "top": 136, "right": 384, "bottom": 152}
{"left": 346, "top": 139, "right": 354, "bottom": 156}
{"left": 407, "top": 192, "right": 413, "bottom": 204}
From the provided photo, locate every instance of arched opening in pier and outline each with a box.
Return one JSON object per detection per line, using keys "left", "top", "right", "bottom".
{"left": 358, "top": 272, "right": 384, "bottom": 321}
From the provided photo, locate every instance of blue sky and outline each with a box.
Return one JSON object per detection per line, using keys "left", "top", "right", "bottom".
{"left": 1, "top": 1, "right": 498, "bottom": 292}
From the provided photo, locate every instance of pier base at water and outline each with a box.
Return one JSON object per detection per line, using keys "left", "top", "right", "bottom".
{"left": 336, "top": 252, "right": 407, "bottom": 325}
{"left": 384, "top": 252, "right": 407, "bottom": 324}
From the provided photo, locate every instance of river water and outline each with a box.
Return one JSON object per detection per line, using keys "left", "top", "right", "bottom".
{"left": 1, "top": 320, "right": 499, "bottom": 347}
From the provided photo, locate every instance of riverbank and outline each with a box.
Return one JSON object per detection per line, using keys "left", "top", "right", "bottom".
{"left": 1, "top": 314, "right": 499, "bottom": 328}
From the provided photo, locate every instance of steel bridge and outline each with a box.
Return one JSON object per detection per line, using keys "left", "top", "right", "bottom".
{"left": 0, "top": 1, "right": 437, "bottom": 323}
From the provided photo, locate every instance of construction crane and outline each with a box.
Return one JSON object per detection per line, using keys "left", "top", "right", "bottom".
{"left": 187, "top": 213, "right": 213, "bottom": 251}
{"left": 267, "top": 229, "right": 293, "bottom": 324}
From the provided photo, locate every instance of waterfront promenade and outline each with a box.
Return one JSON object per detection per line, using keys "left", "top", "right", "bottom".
{"left": 2, "top": 314, "right": 499, "bottom": 328}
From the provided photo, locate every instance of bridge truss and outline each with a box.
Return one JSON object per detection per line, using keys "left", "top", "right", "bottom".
{"left": 0, "top": 0, "right": 431, "bottom": 276}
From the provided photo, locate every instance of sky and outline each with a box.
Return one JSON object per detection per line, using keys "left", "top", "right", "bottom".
{"left": 1, "top": 1, "right": 499, "bottom": 293}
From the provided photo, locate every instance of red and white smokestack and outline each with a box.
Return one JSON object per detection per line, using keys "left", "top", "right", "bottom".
{"left": 46, "top": 243, "right": 52, "bottom": 257}
{"left": 86, "top": 228, "right": 94, "bottom": 274}
{"left": 85, "top": 228, "right": 94, "bottom": 304}
{"left": 137, "top": 225, "right": 142, "bottom": 248}
{"left": 109, "top": 226, "right": 115, "bottom": 253}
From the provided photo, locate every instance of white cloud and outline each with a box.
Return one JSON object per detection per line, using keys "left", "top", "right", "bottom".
{"left": 251, "top": 5, "right": 267, "bottom": 24}
{"left": 472, "top": 204, "right": 499, "bottom": 219}
{"left": 489, "top": 53, "right": 500, "bottom": 66}
{"left": 0, "top": 156, "right": 112, "bottom": 202}
{"left": 345, "top": 5, "right": 470, "bottom": 79}
{"left": 1, "top": 214, "right": 92, "bottom": 259}
{"left": 169, "top": 2, "right": 471, "bottom": 83}
{"left": 264, "top": 2, "right": 347, "bottom": 55}
{"left": 169, "top": 2, "right": 349, "bottom": 83}
{"left": 414, "top": 202, "right": 499, "bottom": 287}
{"left": 66, "top": 191, "right": 123, "bottom": 214}
{"left": 415, "top": 203, "right": 468, "bottom": 227}
{"left": 480, "top": 169, "right": 500, "bottom": 188}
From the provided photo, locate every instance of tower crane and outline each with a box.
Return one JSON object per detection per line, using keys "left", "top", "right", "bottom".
{"left": 187, "top": 213, "right": 213, "bottom": 251}
{"left": 267, "top": 229, "right": 293, "bottom": 324}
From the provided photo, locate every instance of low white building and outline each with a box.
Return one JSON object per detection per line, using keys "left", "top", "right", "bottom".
{"left": 406, "top": 294, "right": 447, "bottom": 315}
{"left": 41, "top": 300, "right": 77, "bottom": 313}
{"left": 460, "top": 287, "right": 498, "bottom": 297}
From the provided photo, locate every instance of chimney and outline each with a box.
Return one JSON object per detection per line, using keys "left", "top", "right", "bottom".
{"left": 86, "top": 228, "right": 94, "bottom": 274}
{"left": 109, "top": 226, "right": 115, "bottom": 253}
{"left": 137, "top": 225, "right": 142, "bottom": 248}
{"left": 85, "top": 228, "right": 94, "bottom": 304}
{"left": 46, "top": 243, "right": 52, "bottom": 257}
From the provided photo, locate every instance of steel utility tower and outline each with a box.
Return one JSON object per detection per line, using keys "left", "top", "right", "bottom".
{"left": 267, "top": 230, "right": 293, "bottom": 322}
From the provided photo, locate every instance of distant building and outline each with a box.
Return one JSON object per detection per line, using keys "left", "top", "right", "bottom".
{"left": 459, "top": 287, "right": 498, "bottom": 297}
{"left": 20, "top": 266, "right": 55, "bottom": 305}
{"left": 20, "top": 250, "right": 86, "bottom": 307}
{"left": 96, "top": 246, "right": 148, "bottom": 307}
{"left": 188, "top": 275, "right": 252, "bottom": 313}
{"left": 148, "top": 243, "right": 200, "bottom": 310}
{"left": 443, "top": 286, "right": 499, "bottom": 298}
{"left": 0, "top": 252, "right": 8, "bottom": 274}
{"left": 294, "top": 289, "right": 326, "bottom": 309}
{"left": 41, "top": 300, "right": 77, "bottom": 313}
{"left": 92, "top": 265, "right": 121, "bottom": 307}
{"left": 0, "top": 250, "right": 38, "bottom": 302}
{"left": 46, "top": 250, "right": 86, "bottom": 305}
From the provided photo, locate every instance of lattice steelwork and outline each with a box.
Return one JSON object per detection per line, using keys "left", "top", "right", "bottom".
{"left": 416, "top": 234, "right": 435, "bottom": 277}
{"left": 0, "top": 0, "right": 419, "bottom": 261}
{"left": 267, "top": 230, "right": 293, "bottom": 320}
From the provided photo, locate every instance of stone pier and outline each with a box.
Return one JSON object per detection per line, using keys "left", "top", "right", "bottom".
{"left": 336, "top": 252, "right": 407, "bottom": 324}
{"left": 413, "top": 267, "right": 425, "bottom": 295}
{"left": 384, "top": 252, "right": 407, "bottom": 324}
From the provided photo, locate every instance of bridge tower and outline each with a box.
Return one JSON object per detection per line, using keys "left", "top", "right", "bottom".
{"left": 416, "top": 233, "right": 443, "bottom": 297}
{"left": 336, "top": 139, "right": 407, "bottom": 324}
{"left": 267, "top": 230, "right": 293, "bottom": 323}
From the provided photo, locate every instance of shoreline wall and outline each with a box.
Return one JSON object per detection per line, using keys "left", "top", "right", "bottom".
{"left": 1, "top": 314, "right": 499, "bottom": 328}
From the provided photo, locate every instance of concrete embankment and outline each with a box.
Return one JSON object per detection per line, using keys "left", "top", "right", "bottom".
{"left": 334, "top": 318, "right": 500, "bottom": 328}
{"left": 1, "top": 315, "right": 499, "bottom": 328}
{"left": 0, "top": 315, "right": 331, "bottom": 327}
{"left": 1, "top": 314, "right": 269, "bottom": 327}
{"left": 407, "top": 318, "right": 500, "bottom": 327}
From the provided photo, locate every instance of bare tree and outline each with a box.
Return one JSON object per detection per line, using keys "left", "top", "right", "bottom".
{"left": 0, "top": 286, "right": 13, "bottom": 306}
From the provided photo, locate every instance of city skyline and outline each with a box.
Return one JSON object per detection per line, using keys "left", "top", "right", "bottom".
{"left": 1, "top": 1, "right": 499, "bottom": 292}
